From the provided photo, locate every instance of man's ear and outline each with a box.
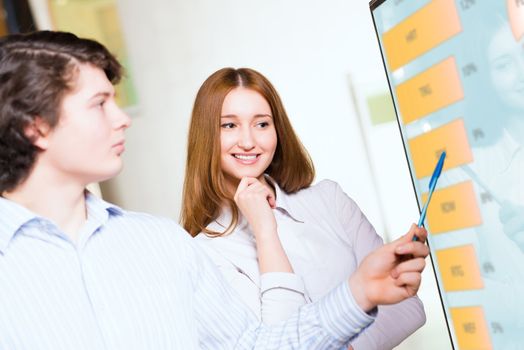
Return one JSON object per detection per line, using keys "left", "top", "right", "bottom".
{"left": 24, "top": 117, "right": 52, "bottom": 150}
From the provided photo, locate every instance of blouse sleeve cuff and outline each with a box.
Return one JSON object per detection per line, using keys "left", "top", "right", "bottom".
{"left": 260, "top": 272, "right": 307, "bottom": 295}
{"left": 317, "top": 281, "right": 376, "bottom": 342}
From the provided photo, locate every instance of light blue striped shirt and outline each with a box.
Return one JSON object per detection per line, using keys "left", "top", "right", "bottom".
{"left": 0, "top": 193, "right": 374, "bottom": 349}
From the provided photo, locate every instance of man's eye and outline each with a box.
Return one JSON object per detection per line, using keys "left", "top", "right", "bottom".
{"left": 95, "top": 100, "right": 106, "bottom": 108}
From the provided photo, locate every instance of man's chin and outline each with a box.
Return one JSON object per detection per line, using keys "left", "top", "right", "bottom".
{"left": 92, "top": 164, "right": 124, "bottom": 184}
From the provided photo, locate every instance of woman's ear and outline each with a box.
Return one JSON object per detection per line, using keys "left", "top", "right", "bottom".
{"left": 24, "top": 117, "right": 52, "bottom": 150}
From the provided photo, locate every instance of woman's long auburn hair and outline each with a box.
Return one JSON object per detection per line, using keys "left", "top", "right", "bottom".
{"left": 181, "top": 68, "right": 315, "bottom": 237}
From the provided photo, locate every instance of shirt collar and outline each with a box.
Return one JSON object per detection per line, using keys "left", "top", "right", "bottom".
{"left": 0, "top": 196, "right": 40, "bottom": 254}
{"left": 264, "top": 174, "right": 304, "bottom": 223}
{"left": 84, "top": 191, "right": 124, "bottom": 222}
{"left": 503, "top": 129, "right": 521, "bottom": 153}
{"left": 499, "top": 130, "right": 522, "bottom": 173}
{"left": 0, "top": 191, "right": 123, "bottom": 254}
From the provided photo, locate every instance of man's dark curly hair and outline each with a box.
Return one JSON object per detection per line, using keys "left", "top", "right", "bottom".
{"left": 0, "top": 31, "right": 122, "bottom": 194}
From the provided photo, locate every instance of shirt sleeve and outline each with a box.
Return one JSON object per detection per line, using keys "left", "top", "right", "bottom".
{"left": 333, "top": 181, "right": 426, "bottom": 350}
{"left": 260, "top": 272, "right": 310, "bottom": 325}
{"left": 194, "top": 238, "right": 310, "bottom": 324}
{"left": 187, "top": 237, "right": 375, "bottom": 349}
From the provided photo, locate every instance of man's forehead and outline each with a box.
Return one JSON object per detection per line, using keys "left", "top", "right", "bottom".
{"left": 68, "top": 63, "right": 115, "bottom": 96}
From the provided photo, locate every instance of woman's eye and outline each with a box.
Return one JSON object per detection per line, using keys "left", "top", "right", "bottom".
{"left": 495, "top": 62, "right": 510, "bottom": 71}
{"left": 221, "top": 122, "right": 235, "bottom": 129}
{"left": 257, "top": 121, "right": 269, "bottom": 128}
{"left": 492, "top": 57, "right": 512, "bottom": 72}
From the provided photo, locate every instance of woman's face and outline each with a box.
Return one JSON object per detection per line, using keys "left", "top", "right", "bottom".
{"left": 488, "top": 23, "right": 524, "bottom": 113}
{"left": 219, "top": 87, "right": 277, "bottom": 190}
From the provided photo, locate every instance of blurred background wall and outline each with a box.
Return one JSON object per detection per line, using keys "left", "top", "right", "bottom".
{"left": 9, "top": 0, "right": 452, "bottom": 348}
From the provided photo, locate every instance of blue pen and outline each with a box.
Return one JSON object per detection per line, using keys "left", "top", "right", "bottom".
{"left": 413, "top": 151, "right": 446, "bottom": 241}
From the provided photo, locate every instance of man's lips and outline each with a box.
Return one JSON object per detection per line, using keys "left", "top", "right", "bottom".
{"left": 112, "top": 140, "right": 126, "bottom": 154}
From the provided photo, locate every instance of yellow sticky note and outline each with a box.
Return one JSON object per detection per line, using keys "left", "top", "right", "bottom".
{"left": 508, "top": 0, "right": 524, "bottom": 41}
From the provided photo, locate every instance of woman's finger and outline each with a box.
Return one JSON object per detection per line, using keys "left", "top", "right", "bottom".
{"left": 391, "top": 258, "right": 426, "bottom": 278}
{"left": 234, "top": 177, "right": 258, "bottom": 201}
{"left": 395, "top": 241, "right": 429, "bottom": 258}
{"left": 393, "top": 272, "right": 422, "bottom": 296}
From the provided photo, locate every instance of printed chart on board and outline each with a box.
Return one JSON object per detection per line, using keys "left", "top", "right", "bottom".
{"left": 370, "top": 0, "right": 524, "bottom": 349}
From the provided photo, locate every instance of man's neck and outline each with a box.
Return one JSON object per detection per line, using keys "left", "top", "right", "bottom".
{"left": 3, "top": 164, "right": 88, "bottom": 243}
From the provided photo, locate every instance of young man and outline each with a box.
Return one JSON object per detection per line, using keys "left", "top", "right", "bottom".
{"left": 0, "top": 31, "right": 429, "bottom": 349}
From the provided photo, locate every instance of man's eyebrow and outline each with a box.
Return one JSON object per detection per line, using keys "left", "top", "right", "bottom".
{"left": 89, "top": 91, "right": 114, "bottom": 100}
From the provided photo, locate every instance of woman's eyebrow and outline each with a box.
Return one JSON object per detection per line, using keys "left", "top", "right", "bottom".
{"left": 220, "top": 114, "right": 272, "bottom": 118}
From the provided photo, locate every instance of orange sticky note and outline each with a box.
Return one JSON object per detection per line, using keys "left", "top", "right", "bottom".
{"left": 508, "top": 0, "right": 524, "bottom": 41}
{"left": 450, "top": 306, "right": 493, "bottom": 350}
{"left": 382, "top": 0, "right": 462, "bottom": 71}
{"left": 422, "top": 181, "right": 482, "bottom": 234}
{"left": 396, "top": 57, "right": 464, "bottom": 123}
{"left": 409, "top": 119, "right": 473, "bottom": 179}
{"left": 436, "top": 245, "right": 483, "bottom": 291}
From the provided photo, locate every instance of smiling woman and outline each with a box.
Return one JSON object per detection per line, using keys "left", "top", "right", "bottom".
{"left": 181, "top": 67, "right": 427, "bottom": 349}
{"left": 182, "top": 68, "right": 314, "bottom": 238}
{"left": 219, "top": 88, "right": 278, "bottom": 196}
